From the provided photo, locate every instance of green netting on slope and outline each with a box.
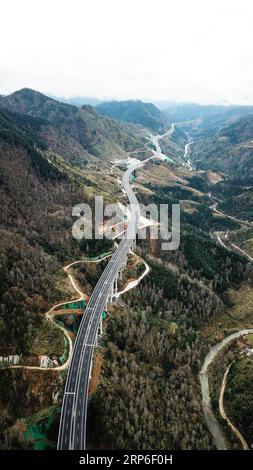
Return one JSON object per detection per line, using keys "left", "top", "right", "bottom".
{"left": 59, "top": 336, "right": 69, "bottom": 364}
{"left": 23, "top": 406, "right": 61, "bottom": 450}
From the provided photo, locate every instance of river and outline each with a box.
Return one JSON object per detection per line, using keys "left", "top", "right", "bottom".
{"left": 183, "top": 141, "right": 194, "bottom": 169}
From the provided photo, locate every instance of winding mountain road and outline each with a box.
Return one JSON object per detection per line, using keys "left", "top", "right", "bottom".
{"left": 154, "top": 125, "right": 253, "bottom": 450}
{"left": 219, "top": 362, "right": 249, "bottom": 450}
{"left": 57, "top": 158, "right": 146, "bottom": 450}
{"left": 0, "top": 255, "right": 111, "bottom": 372}
{"left": 200, "top": 328, "right": 253, "bottom": 450}
{"left": 210, "top": 202, "right": 253, "bottom": 229}
{"left": 57, "top": 123, "right": 253, "bottom": 450}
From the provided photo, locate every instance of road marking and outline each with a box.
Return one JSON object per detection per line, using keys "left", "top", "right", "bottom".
{"left": 58, "top": 161, "right": 143, "bottom": 450}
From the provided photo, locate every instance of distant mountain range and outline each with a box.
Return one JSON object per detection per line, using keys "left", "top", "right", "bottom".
{"left": 47, "top": 96, "right": 169, "bottom": 134}
{"left": 160, "top": 102, "right": 253, "bottom": 119}
{"left": 95, "top": 100, "right": 168, "bottom": 133}
{"left": 50, "top": 95, "right": 103, "bottom": 107}
{"left": 161, "top": 103, "right": 253, "bottom": 136}
{"left": 1, "top": 89, "right": 253, "bottom": 180}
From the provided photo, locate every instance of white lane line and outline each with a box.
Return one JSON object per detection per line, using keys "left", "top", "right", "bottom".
{"left": 59, "top": 158, "right": 146, "bottom": 449}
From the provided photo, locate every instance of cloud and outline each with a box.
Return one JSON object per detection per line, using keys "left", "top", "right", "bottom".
{"left": 1, "top": 0, "right": 253, "bottom": 104}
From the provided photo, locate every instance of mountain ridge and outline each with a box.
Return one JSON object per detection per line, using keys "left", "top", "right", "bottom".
{"left": 0, "top": 88, "right": 149, "bottom": 164}
{"left": 192, "top": 113, "right": 253, "bottom": 178}
{"left": 96, "top": 99, "right": 168, "bottom": 133}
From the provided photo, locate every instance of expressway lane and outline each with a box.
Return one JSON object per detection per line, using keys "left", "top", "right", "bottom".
{"left": 58, "top": 236, "right": 132, "bottom": 449}
{"left": 58, "top": 161, "right": 143, "bottom": 450}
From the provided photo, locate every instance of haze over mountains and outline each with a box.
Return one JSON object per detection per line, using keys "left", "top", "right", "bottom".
{"left": 1, "top": 87, "right": 253, "bottom": 179}
{"left": 50, "top": 96, "right": 102, "bottom": 107}
{"left": 51, "top": 94, "right": 253, "bottom": 135}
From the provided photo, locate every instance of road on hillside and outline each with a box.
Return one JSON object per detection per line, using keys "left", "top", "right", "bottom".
{"left": 199, "top": 328, "right": 253, "bottom": 450}
{"left": 57, "top": 160, "right": 145, "bottom": 450}
{"left": 219, "top": 362, "right": 249, "bottom": 450}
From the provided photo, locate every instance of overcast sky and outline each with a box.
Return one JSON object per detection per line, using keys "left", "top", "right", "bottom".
{"left": 1, "top": 0, "right": 253, "bottom": 104}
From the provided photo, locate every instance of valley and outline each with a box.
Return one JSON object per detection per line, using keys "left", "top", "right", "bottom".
{"left": 0, "top": 90, "right": 253, "bottom": 451}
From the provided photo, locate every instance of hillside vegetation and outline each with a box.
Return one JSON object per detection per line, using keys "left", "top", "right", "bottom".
{"left": 96, "top": 100, "right": 167, "bottom": 133}
{"left": 224, "top": 358, "right": 253, "bottom": 446}
{"left": 0, "top": 89, "right": 149, "bottom": 164}
{"left": 192, "top": 114, "right": 253, "bottom": 178}
{"left": 163, "top": 103, "right": 253, "bottom": 137}
{"left": 1, "top": 91, "right": 253, "bottom": 450}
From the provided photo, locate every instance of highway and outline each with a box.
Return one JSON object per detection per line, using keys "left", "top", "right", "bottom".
{"left": 57, "top": 161, "right": 142, "bottom": 450}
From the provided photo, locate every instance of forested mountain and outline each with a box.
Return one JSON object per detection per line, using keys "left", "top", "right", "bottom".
{"left": 184, "top": 113, "right": 253, "bottom": 226}
{"left": 162, "top": 103, "right": 253, "bottom": 137}
{"left": 96, "top": 100, "right": 167, "bottom": 133}
{"left": 222, "top": 114, "right": 253, "bottom": 144}
{"left": 0, "top": 106, "right": 86, "bottom": 353}
{"left": 0, "top": 91, "right": 151, "bottom": 356}
{"left": 192, "top": 114, "right": 253, "bottom": 179}
{"left": 88, "top": 221, "right": 248, "bottom": 450}
{"left": 224, "top": 358, "right": 253, "bottom": 445}
{"left": 0, "top": 90, "right": 154, "bottom": 356}
{"left": 0, "top": 89, "right": 148, "bottom": 164}
{"left": 0, "top": 89, "right": 253, "bottom": 451}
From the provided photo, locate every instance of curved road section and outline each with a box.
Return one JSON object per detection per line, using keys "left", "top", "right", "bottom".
{"left": 219, "top": 362, "right": 248, "bottom": 450}
{"left": 57, "top": 162, "right": 141, "bottom": 450}
{"left": 199, "top": 328, "right": 253, "bottom": 450}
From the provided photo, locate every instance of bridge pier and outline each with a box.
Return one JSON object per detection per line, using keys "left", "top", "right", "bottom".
{"left": 131, "top": 238, "right": 137, "bottom": 251}
{"left": 98, "top": 314, "right": 103, "bottom": 337}
{"left": 94, "top": 311, "right": 104, "bottom": 351}
{"left": 113, "top": 277, "right": 118, "bottom": 298}
{"left": 89, "top": 354, "right": 93, "bottom": 380}
{"left": 108, "top": 276, "right": 118, "bottom": 303}
{"left": 109, "top": 283, "right": 114, "bottom": 303}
